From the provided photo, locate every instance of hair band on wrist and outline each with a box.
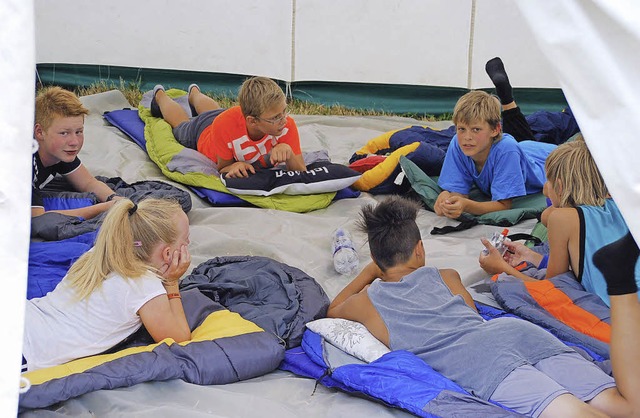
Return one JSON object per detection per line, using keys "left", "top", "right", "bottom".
{"left": 167, "top": 292, "right": 181, "bottom": 300}
{"left": 106, "top": 193, "right": 117, "bottom": 202}
{"left": 128, "top": 203, "right": 138, "bottom": 216}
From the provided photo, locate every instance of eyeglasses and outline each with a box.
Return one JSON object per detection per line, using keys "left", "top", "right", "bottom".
{"left": 256, "top": 110, "right": 289, "bottom": 125}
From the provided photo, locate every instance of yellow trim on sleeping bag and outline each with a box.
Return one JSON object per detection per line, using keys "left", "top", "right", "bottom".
{"left": 23, "top": 309, "right": 262, "bottom": 385}
{"left": 352, "top": 128, "right": 408, "bottom": 156}
{"left": 140, "top": 89, "right": 336, "bottom": 213}
{"left": 352, "top": 142, "right": 421, "bottom": 191}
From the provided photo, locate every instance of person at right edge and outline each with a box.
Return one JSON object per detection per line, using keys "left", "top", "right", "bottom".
{"left": 594, "top": 231, "right": 640, "bottom": 417}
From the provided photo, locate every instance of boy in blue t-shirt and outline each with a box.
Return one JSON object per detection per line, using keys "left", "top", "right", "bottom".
{"left": 435, "top": 58, "right": 556, "bottom": 219}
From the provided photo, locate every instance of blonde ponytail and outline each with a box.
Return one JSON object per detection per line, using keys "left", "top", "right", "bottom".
{"left": 66, "top": 198, "right": 183, "bottom": 300}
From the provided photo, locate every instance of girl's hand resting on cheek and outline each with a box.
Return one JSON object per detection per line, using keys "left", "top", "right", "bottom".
{"left": 160, "top": 244, "right": 191, "bottom": 283}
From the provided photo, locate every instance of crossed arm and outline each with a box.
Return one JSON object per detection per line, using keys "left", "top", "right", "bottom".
{"left": 435, "top": 190, "right": 512, "bottom": 219}
{"left": 327, "top": 262, "right": 391, "bottom": 347}
{"left": 31, "top": 164, "right": 122, "bottom": 219}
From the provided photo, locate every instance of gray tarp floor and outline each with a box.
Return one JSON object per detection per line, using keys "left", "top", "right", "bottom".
{"left": 20, "top": 90, "right": 538, "bottom": 417}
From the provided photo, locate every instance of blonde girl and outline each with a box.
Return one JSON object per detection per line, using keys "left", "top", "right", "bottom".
{"left": 480, "top": 136, "right": 639, "bottom": 306}
{"left": 23, "top": 198, "right": 192, "bottom": 371}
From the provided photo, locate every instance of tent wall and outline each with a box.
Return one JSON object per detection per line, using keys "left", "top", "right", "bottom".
{"left": 294, "top": 0, "right": 472, "bottom": 87}
{"left": 295, "top": 0, "right": 558, "bottom": 89}
{"left": 10, "top": 0, "right": 640, "bottom": 415}
{"left": 34, "top": 0, "right": 568, "bottom": 115}
{"left": 514, "top": 0, "right": 640, "bottom": 252}
{"left": 34, "top": 0, "right": 293, "bottom": 81}
{"left": 1, "top": 0, "right": 34, "bottom": 415}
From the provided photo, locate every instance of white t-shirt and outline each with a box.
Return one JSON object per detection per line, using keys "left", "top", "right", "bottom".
{"left": 23, "top": 270, "right": 166, "bottom": 371}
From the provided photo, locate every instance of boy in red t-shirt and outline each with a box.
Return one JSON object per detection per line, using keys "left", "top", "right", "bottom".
{"left": 151, "top": 77, "right": 306, "bottom": 178}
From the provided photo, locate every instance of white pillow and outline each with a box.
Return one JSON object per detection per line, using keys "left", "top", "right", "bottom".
{"left": 305, "top": 318, "right": 390, "bottom": 363}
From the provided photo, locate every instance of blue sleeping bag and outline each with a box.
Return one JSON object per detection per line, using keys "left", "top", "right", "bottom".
{"left": 280, "top": 303, "right": 607, "bottom": 417}
{"left": 20, "top": 288, "right": 285, "bottom": 411}
{"left": 28, "top": 233, "right": 96, "bottom": 300}
{"left": 281, "top": 306, "right": 525, "bottom": 417}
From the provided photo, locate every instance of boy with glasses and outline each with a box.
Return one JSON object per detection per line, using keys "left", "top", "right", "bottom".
{"left": 151, "top": 76, "right": 306, "bottom": 178}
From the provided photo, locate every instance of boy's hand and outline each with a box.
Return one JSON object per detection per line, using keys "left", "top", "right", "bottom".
{"left": 440, "top": 195, "right": 466, "bottom": 219}
{"left": 478, "top": 238, "right": 510, "bottom": 274}
{"left": 270, "top": 143, "right": 294, "bottom": 166}
{"left": 160, "top": 244, "right": 191, "bottom": 283}
{"left": 223, "top": 162, "right": 256, "bottom": 178}
{"left": 434, "top": 191, "right": 451, "bottom": 216}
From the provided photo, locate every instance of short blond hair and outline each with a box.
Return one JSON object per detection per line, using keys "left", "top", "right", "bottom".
{"left": 545, "top": 135, "right": 608, "bottom": 207}
{"left": 452, "top": 90, "right": 502, "bottom": 142}
{"left": 35, "top": 86, "right": 89, "bottom": 130}
{"left": 237, "top": 76, "right": 285, "bottom": 117}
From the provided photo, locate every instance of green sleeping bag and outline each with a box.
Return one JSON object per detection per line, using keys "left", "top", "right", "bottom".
{"left": 139, "top": 89, "right": 337, "bottom": 212}
{"left": 400, "top": 156, "right": 548, "bottom": 233}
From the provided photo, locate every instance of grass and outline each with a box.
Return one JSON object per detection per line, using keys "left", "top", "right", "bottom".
{"left": 73, "top": 79, "right": 450, "bottom": 122}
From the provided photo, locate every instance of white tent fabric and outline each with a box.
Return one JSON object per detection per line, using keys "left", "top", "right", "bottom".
{"left": 0, "top": 0, "right": 34, "bottom": 415}
{"left": 514, "top": 0, "right": 640, "bottom": 249}
{"left": 34, "top": 0, "right": 559, "bottom": 89}
{"left": 8, "top": 0, "right": 640, "bottom": 415}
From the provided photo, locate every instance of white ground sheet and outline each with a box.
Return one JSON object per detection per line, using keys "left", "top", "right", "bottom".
{"left": 20, "top": 90, "right": 538, "bottom": 417}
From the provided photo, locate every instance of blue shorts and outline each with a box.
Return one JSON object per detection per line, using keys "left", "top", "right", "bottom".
{"left": 172, "top": 109, "right": 225, "bottom": 150}
{"left": 488, "top": 351, "right": 615, "bottom": 417}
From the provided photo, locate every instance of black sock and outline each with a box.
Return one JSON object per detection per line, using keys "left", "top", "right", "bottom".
{"left": 150, "top": 92, "right": 163, "bottom": 119}
{"left": 593, "top": 232, "right": 639, "bottom": 296}
{"left": 485, "top": 57, "right": 514, "bottom": 105}
{"left": 189, "top": 103, "right": 198, "bottom": 117}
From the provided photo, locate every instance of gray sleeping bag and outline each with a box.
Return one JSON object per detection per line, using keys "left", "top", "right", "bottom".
{"left": 180, "top": 255, "right": 330, "bottom": 348}
{"left": 31, "top": 176, "right": 192, "bottom": 241}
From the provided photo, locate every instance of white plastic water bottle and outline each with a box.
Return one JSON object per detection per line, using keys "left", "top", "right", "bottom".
{"left": 332, "top": 228, "right": 359, "bottom": 275}
{"left": 482, "top": 228, "right": 510, "bottom": 256}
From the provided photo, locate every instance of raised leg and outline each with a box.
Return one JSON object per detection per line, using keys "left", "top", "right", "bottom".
{"left": 153, "top": 87, "right": 190, "bottom": 128}
{"left": 187, "top": 84, "right": 221, "bottom": 115}
{"left": 486, "top": 57, "right": 535, "bottom": 141}
{"left": 486, "top": 57, "right": 515, "bottom": 110}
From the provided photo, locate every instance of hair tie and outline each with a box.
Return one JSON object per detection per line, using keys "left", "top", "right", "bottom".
{"left": 128, "top": 203, "right": 138, "bottom": 216}
{"left": 133, "top": 241, "right": 142, "bottom": 247}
